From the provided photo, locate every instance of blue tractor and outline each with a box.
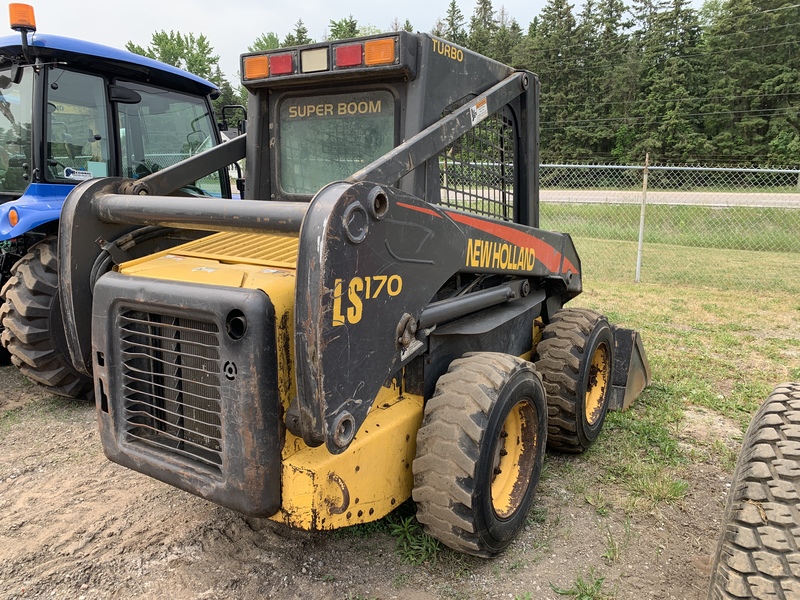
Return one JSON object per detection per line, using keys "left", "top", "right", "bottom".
{"left": 0, "top": 4, "right": 231, "bottom": 397}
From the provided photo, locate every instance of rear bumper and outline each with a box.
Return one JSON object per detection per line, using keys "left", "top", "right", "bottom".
{"left": 92, "top": 272, "right": 283, "bottom": 516}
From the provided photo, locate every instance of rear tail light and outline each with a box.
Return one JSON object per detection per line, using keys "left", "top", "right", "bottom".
{"left": 335, "top": 44, "right": 362, "bottom": 68}
{"left": 269, "top": 53, "right": 294, "bottom": 76}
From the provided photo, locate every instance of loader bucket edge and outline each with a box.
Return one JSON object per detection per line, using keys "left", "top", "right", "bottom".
{"left": 608, "top": 326, "right": 651, "bottom": 411}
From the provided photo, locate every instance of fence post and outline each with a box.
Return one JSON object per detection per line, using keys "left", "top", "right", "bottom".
{"left": 635, "top": 154, "right": 649, "bottom": 283}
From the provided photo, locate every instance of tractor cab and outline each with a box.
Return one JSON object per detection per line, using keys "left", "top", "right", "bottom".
{"left": 0, "top": 3, "right": 230, "bottom": 399}
{"left": 0, "top": 3, "right": 228, "bottom": 259}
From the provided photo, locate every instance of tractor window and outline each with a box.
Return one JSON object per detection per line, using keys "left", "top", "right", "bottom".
{"left": 278, "top": 90, "right": 395, "bottom": 196}
{"left": 44, "top": 68, "right": 110, "bottom": 183}
{"left": 0, "top": 67, "right": 34, "bottom": 195}
{"left": 116, "top": 82, "right": 222, "bottom": 196}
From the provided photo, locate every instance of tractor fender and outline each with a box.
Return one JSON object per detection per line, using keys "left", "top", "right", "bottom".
{"left": 0, "top": 183, "right": 71, "bottom": 241}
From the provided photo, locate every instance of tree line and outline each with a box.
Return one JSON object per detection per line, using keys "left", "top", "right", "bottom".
{"left": 127, "top": 0, "right": 800, "bottom": 166}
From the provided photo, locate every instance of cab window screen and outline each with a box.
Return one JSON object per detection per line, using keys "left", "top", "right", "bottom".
{"left": 279, "top": 91, "right": 394, "bottom": 195}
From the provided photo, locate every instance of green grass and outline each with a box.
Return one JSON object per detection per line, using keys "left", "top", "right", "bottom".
{"left": 566, "top": 237, "right": 800, "bottom": 294}
{"left": 388, "top": 513, "right": 441, "bottom": 566}
{"left": 565, "top": 278, "right": 799, "bottom": 514}
{"left": 541, "top": 204, "right": 800, "bottom": 253}
{"left": 551, "top": 568, "right": 612, "bottom": 599}
{"left": 600, "top": 521, "right": 631, "bottom": 564}
{"left": 585, "top": 490, "right": 611, "bottom": 517}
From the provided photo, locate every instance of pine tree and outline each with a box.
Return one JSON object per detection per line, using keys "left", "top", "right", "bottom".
{"left": 630, "top": 0, "right": 707, "bottom": 162}
{"left": 703, "top": 0, "right": 800, "bottom": 165}
{"left": 467, "top": 0, "right": 497, "bottom": 56}
{"left": 491, "top": 8, "right": 523, "bottom": 64}
{"left": 519, "top": 0, "right": 580, "bottom": 160}
{"left": 284, "top": 20, "right": 312, "bottom": 47}
{"left": 443, "top": 0, "right": 468, "bottom": 45}
{"left": 328, "top": 16, "right": 359, "bottom": 40}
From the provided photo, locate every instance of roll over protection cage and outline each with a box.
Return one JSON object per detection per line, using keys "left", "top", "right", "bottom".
{"left": 60, "top": 34, "right": 586, "bottom": 453}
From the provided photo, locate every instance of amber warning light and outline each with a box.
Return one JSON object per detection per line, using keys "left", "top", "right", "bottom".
{"left": 9, "top": 3, "right": 36, "bottom": 32}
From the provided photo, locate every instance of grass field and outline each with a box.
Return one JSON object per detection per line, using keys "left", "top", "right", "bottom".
{"left": 563, "top": 277, "right": 799, "bottom": 525}
{"left": 570, "top": 237, "right": 800, "bottom": 295}
{"left": 541, "top": 203, "right": 800, "bottom": 253}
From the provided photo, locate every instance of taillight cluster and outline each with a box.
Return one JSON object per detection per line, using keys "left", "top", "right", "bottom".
{"left": 242, "top": 36, "right": 399, "bottom": 81}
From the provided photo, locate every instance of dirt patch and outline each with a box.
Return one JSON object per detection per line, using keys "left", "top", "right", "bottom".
{"left": 1, "top": 365, "right": 728, "bottom": 600}
{"left": 0, "top": 362, "right": 49, "bottom": 413}
{"left": 678, "top": 407, "right": 741, "bottom": 450}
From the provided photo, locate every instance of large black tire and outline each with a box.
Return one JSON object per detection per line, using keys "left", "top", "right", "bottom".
{"left": 707, "top": 383, "right": 800, "bottom": 600}
{"left": 0, "top": 236, "right": 93, "bottom": 398}
{"left": 412, "top": 352, "right": 547, "bottom": 557}
{"left": 534, "top": 307, "right": 614, "bottom": 453}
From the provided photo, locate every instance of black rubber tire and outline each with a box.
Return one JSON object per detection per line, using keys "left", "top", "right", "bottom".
{"left": 412, "top": 352, "right": 547, "bottom": 557}
{"left": 0, "top": 236, "right": 93, "bottom": 398}
{"left": 534, "top": 307, "right": 614, "bottom": 453}
{"left": 707, "top": 383, "right": 800, "bottom": 600}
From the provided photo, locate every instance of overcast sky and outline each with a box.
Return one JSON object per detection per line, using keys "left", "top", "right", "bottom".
{"left": 26, "top": 0, "right": 549, "bottom": 82}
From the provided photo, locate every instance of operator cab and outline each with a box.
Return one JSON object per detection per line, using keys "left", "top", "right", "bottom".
{"left": 240, "top": 32, "right": 534, "bottom": 226}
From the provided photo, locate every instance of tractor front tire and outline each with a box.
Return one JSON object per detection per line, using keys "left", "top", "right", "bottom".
{"left": 707, "top": 383, "right": 800, "bottom": 600}
{"left": 0, "top": 236, "right": 93, "bottom": 398}
{"left": 412, "top": 352, "right": 547, "bottom": 557}
{"left": 535, "top": 308, "right": 614, "bottom": 453}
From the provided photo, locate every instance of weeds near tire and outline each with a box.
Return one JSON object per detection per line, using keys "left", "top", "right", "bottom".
{"left": 551, "top": 567, "right": 612, "bottom": 599}
{"left": 388, "top": 514, "right": 441, "bottom": 565}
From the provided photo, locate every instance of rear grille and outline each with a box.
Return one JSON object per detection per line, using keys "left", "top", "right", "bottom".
{"left": 119, "top": 309, "right": 223, "bottom": 472}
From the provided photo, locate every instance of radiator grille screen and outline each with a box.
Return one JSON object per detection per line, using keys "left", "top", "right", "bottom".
{"left": 119, "top": 309, "right": 223, "bottom": 472}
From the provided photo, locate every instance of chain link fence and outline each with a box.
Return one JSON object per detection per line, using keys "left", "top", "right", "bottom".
{"left": 538, "top": 164, "right": 800, "bottom": 294}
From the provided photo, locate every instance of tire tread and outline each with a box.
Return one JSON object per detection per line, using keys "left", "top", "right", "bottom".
{"left": 413, "top": 352, "right": 544, "bottom": 557}
{"left": 0, "top": 237, "right": 92, "bottom": 398}
{"left": 534, "top": 308, "right": 611, "bottom": 452}
{"left": 708, "top": 383, "right": 800, "bottom": 600}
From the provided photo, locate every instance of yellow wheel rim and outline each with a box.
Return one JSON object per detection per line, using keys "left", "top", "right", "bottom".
{"left": 491, "top": 399, "right": 537, "bottom": 519}
{"left": 584, "top": 342, "right": 611, "bottom": 426}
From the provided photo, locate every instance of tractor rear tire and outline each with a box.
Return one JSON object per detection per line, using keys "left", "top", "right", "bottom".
{"left": 534, "top": 308, "right": 614, "bottom": 453}
{"left": 0, "top": 236, "right": 93, "bottom": 399}
{"left": 707, "top": 383, "right": 800, "bottom": 600}
{"left": 412, "top": 352, "right": 547, "bottom": 557}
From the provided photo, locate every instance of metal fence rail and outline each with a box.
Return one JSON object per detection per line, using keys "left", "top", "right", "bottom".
{"left": 538, "top": 163, "right": 800, "bottom": 293}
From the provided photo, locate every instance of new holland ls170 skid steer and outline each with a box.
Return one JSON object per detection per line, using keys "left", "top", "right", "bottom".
{"left": 57, "top": 32, "right": 650, "bottom": 557}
